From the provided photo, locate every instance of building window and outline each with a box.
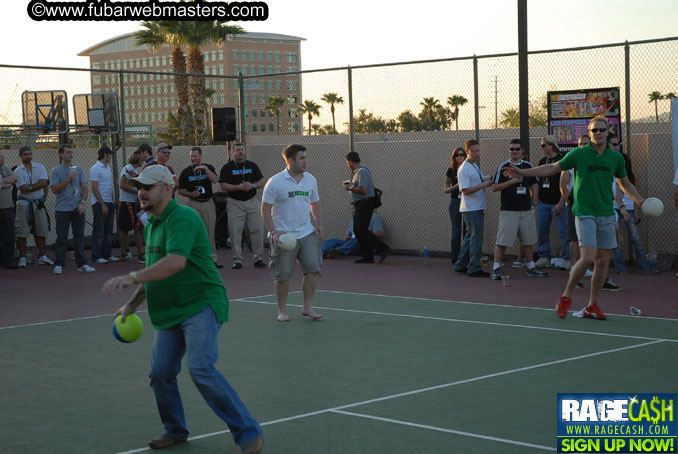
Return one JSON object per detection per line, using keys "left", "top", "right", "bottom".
{"left": 244, "top": 94, "right": 249, "bottom": 104}
{"left": 258, "top": 51, "right": 264, "bottom": 61}
{"left": 287, "top": 80, "right": 297, "bottom": 90}
{"left": 150, "top": 99, "right": 155, "bottom": 108}
{"left": 269, "top": 123, "right": 275, "bottom": 132}
{"left": 218, "top": 50, "right": 223, "bottom": 60}
{"left": 162, "top": 56, "right": 167, "bottom": 66}
{"left": 266, "top": 52, "right": 272, "bottom": 61}
{"left": 252, "top": 110, "right": 258, "bottom": 118}
{"left": 233, "top": 65, "right": 239, "bottom": 75}
{"left": 276, "top": 80, "right": 281, "bottom": 90}
{"left": 275, "top": 66, "right": 281, "bottom": 74}
{"left": 250, "top": 51, "right": 256, "bottom": 61}
{"left": 92, "top": 62, "right": 100, "bottom": 70}
{"left": 144, "top": 100, "right": 149, "bottom": 109}
{"left": 219, "top": 66, "right": 224, "bottom": 75}
{"left": 289, "top": 123, "right": 299, "bottom": 132}
{"left": 291, "top": 53, "right": 297, "bottom": 63}
{"left": 233, "top": 50, "right": 239, "bottom": 60}
{"left": 241, "top": 51, "right": 247, "bottom": 61}
{"left": 211, "top": 51, "right": 217, "bottom": 61}
{"left": 252, "top": 123, "right": 258, "bottom": 132}
{"left": 242, "top": 66, "right": 247, "bottom": 76}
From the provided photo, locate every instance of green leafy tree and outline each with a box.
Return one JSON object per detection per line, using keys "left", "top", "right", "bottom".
{"left": 320, "top": 93, "right": 344, "bottom": 134}
{"left": 446, "top": 95, "right": 468, "bottom": 130}
{"left": 353, "top": 109, "right": 388, "bottom": 133}
{"left": 265, "top": 96, "right": 286, "bottom": 134}
{"left": 648, "top": 91, "right": 664, "bottom": 123}
{"left": 135, "top": 21, "right": 192, "bottom": 144}
{"left": 397, "top": 110, "right": 421, "bottom": 132}
{"left": 665, "top": 92, "right": 676, "bottom": 120}
{"left": 299, "top": 100, "right": 321, "bottom": 135}
{"left": 182, "top": 21, "right": 244, "bottom": 144}
{"left": 419, "top": 97, "right": 441, "bottom": 131}
{"left": 499, "top": 108, "right": 520, "bottom": 128}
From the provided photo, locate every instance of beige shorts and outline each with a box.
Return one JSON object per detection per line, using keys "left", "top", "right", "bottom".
{"left": 496, "top": 210, "right": 537, "bottom": 247}
{"left": 15, "top": 202, "right": 49, "bottom": 238}
{"left": 270, "top": 232, "right": 322, "bottom": 281}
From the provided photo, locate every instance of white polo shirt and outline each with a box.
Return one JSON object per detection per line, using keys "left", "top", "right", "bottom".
{"left": 90, "top": 160, "right": 114, "bottom": 205}
{"left": 14, "top": 162, "right": 49, "bottom": 201}
{"left": 262, "top": 169, "right": 320, "bottom": 239}
{"left": 458, "top": 160, "right": 487, "bottom": 212}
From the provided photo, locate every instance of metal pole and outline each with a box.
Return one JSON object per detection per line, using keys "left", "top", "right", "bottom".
{"left": 238, "top": 72, "right": 246, "bottom": 144}
{"left": 518, "top": 0, "right": 530, "bottom": 159}
{"left": 115, "top": 70, "right": 125, "bottom": 203}
{"left": 473, "top": 56, "right": 479, "bottom": 141}
{"left": 624, "top": 41, "right": 632, "bottom": 155}
{"left": 494, "top": 76, "right": 499, "bottom": 129}
{"left": 348, "top": 65, "right": 355, "bottom": 152}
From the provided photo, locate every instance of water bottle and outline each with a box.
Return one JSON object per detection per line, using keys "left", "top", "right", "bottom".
{"left": 421, "top": 246, "right": 430, "bottom": 258}
{"left": 648, "top": 251, "right": 659, "bottom": 273}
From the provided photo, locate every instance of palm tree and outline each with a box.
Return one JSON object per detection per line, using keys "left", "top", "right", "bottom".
{"left": 135, "top": 21, "right": 192, "bottom": 144}
{"left": 420, "top": 97, "right": 441, "bottom": 131}
{"left": 182, "top": 21, "right": 244, "bottom": 144}
{"left": 446, "top": 95, "right": 468, "bottom": 131}
{"left": 298, "top": 100, "right": 321, "bottom": 135}
{"left": 648, "top": 91, "right": 664, "bottom": 123}
{"left": 265, "top": 96, "right": 286, "bottom": 134}
{"left": 320, "top": 93, "right": 344, "bottom": 134}
{"left": 665, "top": 92, "right": 677, "bottom": 120}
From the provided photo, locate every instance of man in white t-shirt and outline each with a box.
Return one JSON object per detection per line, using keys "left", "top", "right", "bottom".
{"left": 453, "top": 139, "right": 493, "bottom": 277}
{"left": 262, "top": 144, "right": 324, "bottom": 322}
{"left": 90, "top": 146, "right": 119, "bottom": 264}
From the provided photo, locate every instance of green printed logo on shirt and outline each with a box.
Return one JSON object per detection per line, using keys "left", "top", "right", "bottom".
{"left": 287, "top": 190, "right": 310, "bottom": 198}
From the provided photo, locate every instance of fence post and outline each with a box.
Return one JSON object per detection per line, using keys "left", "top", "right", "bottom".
{"left": 238, "top": 72, "right": 246, "bottom": 144}
{"left": 115, "top": 69, "right": 125, "bottom": 203}
{"left": 473, "top": 55, "right": 479, "bottom": 141}
{"left": 624, "top": 41, "right": 632, "bottom": 155}
{"left": 348, "top": 65, "right": 355, "bottom": 153}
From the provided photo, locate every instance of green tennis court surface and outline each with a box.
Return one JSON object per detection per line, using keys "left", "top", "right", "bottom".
{"left": 2, "top": 291, "right": 676, "bottom": 453}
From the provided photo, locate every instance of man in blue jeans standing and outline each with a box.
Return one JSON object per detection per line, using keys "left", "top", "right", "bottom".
{"left": 90, "top": 146, "right": 120, "bottom": 264}
{"left": 453, "top": 139, "right": 493, "bottom": 277}
{"left": 49, "top": 145, "right": 96, "bottom": 274}
{"left": 103, "top": 165, "right": 263, "bottom": 453}
{"left": 535, "top": 135, "right": 570, "bottom": 269}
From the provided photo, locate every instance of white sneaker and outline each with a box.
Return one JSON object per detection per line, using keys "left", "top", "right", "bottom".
{"left": 38, "top": 255, "right": 54, "bottom": 265}
{"left": 584, "top": 268, "right": 594, "bottom": 277}
{"left": 511, "top": 260, "right": 525, "bottom": 268}
{"left": 95, "top": 258, "right": 109, "bottom": 264}
{"left": 53, "top": 265, "right": 63, "bottom": 275}
{"left": 560, "top": 259, "right": 572, "bottom": 271}
{"left": 18, "top": 257, "right": 27, "bottom": 268}
{"left": 78, "top": 264, "right": 96, "bottom": 273}
{"left": 124, "top": 252, "right": 133, "bottom": 260}
{"left": 535, "top": 257, "right": 551, "bottom": 268}
{"left": 107, "top": 256, "right": 120, "bottom": 262}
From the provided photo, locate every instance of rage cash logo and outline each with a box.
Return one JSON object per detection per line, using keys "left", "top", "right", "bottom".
{"left": 557, "top": 394, "right": 677, "bottom": 453}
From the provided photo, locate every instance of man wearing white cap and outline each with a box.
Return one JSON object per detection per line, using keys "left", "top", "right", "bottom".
{"left": 103, "top": 165, "right": 264, "bottom": 453}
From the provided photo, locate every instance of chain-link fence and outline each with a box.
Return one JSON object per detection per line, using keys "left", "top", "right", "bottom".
{"left": 1, "top": 36, "right": 677, "bottom": 262}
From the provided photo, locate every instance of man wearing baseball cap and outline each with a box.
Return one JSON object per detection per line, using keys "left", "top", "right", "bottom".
{"left": 144, "top": 143, "right": 177, "bottom": 196}
{"left": 103, "top": 164, "right": 264, "bottom": 453}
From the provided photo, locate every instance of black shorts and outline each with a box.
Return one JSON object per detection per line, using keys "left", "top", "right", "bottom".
{"left": 117, "top": 202, "right": 141, "bottom": 231}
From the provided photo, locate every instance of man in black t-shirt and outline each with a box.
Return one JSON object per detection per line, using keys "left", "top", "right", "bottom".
{"left": 491, "top": 139, "right": 547, "bottom": 280}
{"left": 178, "top": 146, "right": 222, "bottom": 268}
{"left": 219, "top": 143, "right": 266, "bottom": 270}
{"left": 535, "top": 134, "right": 569, "bottom": 268}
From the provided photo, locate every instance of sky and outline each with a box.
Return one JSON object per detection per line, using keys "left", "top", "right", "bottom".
{"left": 1, "top": 0, "right": 676, "bottom": 70}
{"left": 0, "top": 0, "right": 676, "bottom": 129}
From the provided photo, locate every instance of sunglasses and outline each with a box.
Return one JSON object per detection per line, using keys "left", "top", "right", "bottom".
{"left": 509, "top": 147, "right": 522, "bottom": 151}
{"left": 590, "top": 128, "right": 607, "bottom": 133}
{"left": 138, "top": 183, "right": 166, "bottom": 191}
{"left": 609, "top": 142, "right": 620, "bottom": 146}
{"left": 159, "top": 150, "right": 171, "bottom": 155}
{"left": 454, "top": 154, "right": 466, "bottom": 158}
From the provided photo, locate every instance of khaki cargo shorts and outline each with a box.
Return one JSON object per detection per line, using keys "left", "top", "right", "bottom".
{"left": 270, "top": 232, "right": 322, "bottom": 282}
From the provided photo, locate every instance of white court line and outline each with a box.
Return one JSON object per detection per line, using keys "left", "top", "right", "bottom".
{"left": 316, "top": 290, "right": 678, "bottom": 322}
{"left": 331, "top": 410, "right": 555, "bottom": 452}
{"left": 0, "top": 293, "right": 280, "bottom": 331}
{"left": 236, "top": 299, "right": 678, "bottom": 343}
{"left": 114, "top": 339, "right": 661, "bottom": 454}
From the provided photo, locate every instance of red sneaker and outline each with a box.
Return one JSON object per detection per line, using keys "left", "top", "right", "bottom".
{"left": 583, "top": 302, "right": 607, "bottom": 320}
{"left": 556, "top": 296, "right": 572, "bottom": 319}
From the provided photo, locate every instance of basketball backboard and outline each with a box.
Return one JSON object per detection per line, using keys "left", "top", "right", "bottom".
{"left": 72, "top": 93, "right": 120, "bottom": 133}
{"left": 22, "top": 90, "right": 69, "bottom": 133}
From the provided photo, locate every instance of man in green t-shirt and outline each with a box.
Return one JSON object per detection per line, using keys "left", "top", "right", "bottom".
{"left": 504, "top": 116, "right": 646, "bottom": 321}
{"left": 103, "top": 165, "right": 263, "bottom": 454}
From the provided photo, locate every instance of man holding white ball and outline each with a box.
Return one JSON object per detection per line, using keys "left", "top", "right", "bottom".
{"left": 504, "top": 116, "right": 647, "bottom": 321}
{"left": 262, "top": 144, "right": 324, "bottom": 322}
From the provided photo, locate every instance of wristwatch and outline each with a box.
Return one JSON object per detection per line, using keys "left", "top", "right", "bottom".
{"left": 128, "top": 271, "right": 140, "bottom": 284}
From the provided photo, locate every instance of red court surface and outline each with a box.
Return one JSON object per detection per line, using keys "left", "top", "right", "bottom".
{"left": 3, "top": 249, "right": 676, "bottom": 328}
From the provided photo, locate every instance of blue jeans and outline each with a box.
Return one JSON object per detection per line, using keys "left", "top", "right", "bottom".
{"left": 537, "top": 201, "right": 570, "bottom": 260}
{"left": 150, "top": 305, "right": 262, "bottom": 446}
{"left": 55, "top": 210, "right": 87, "bottom": 267}
{"left": 454, "top": 210, "right": 484, "bottom": 273}
{"left": 612, "top": 209, "right": 650, "bottom": 273}
{"left": 92, "top": 202, "right": 115, "bottom": 260}
{"left": 322, "top": 237, "right": 359, "bottom": 256}
{"left": 448, "top": 198, "right": 462, "bottom": 263}
{"left": 0, "top": 207, "right": 16, "bottom": 266}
